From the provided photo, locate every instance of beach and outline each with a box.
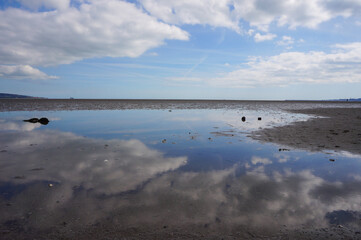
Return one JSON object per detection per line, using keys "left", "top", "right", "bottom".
{"left": 0, "top": 100, "right": 361, "bottom": 239}
{"left": 252, "top": 107, "right": 361, "bottom": 155}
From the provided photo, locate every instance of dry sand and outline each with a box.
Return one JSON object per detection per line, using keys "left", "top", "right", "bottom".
{"left": 252, "top": 107, "right": 361, "bottom": 155}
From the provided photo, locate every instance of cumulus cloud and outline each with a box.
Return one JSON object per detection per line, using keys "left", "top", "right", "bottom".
{"left": 0, "top": 65, "right": 57, "bottom": 80}
{"left": 254, "top": 32, "right": 277, "bottom": 42}
{"left": 0, "top": 0, "right": 189, "bottom": 69}
{"left": 0, "top": 119, "right": 41, "bottom": 131}
{"left": 0, "top": 128, "right": 187, "bottom": 194}
{"left": 16, "top": 0, "right": 71, "bottom": 10}
{"left": 204, "top": 42, "right": 361, "bottom": 87}
{"left": 232, "top": 0, "right": 361, "bottom": 31}
{"left": 251, "top": 156, "right": 272, "bottom": 165}
{"left": 140, "top": 0, "right": 361, "bottom": 33}
{"left": 277, "top": 36, "right": 294, "bottom": 46}
{"left": 139, "top": 0, "right": 241, "bottom": 32}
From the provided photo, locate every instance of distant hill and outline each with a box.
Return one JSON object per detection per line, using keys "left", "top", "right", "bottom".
{"left": 0, "top": 93, "right": 43, "bottom": 99}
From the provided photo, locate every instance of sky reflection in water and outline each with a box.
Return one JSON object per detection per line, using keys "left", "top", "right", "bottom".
{"left": 1, "top": 109, "right": 361, "bottom": 234}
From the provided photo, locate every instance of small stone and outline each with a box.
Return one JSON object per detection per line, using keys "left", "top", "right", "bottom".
{"left": 14, "top": 176, "right": 25, "bottom": 179}
{"left": 48, "top": 183, "right": 53, "bottom": 187}
{"left": 258, "top": 117, "right": 262, "bottom": 121}
{"left": 162, "top": 139, "right": 166, "bottom": 143}
{"left": 241, "top": 116, "right": 246, "bottom": 122}
{"left": 38, "top": 118, "right": 49, "bottom": 125}
{"left": 329, "top": 159, "right": 335, "bottom": 162}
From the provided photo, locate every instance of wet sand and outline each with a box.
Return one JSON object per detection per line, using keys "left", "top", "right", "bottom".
{"left": 252, "top": 107, "right": 361, "bottom": 155}
{"left": 1, "top": 101, "right": 361, "bottom": 239}
{"left": 1, "top": 99, "right": 360, "bottom": 111}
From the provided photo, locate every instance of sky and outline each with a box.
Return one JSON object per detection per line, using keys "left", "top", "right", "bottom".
{"left": 0, "top": 0, "right": 361, "bottom": 100}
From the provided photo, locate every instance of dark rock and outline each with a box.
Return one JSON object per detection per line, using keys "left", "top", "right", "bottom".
{"left": 279, "top": 148, "right": 290, "bottom": 151}
{"left": 242, "top": 116, "right": 246, "bottom": 122}
{"left": 23, "top": 117, "right": 49, "bottom": 125}
{"left": 38, "top": 118, "right": 49, "bottom": 125}
{"left": 329, "top": 159, "right": 335, "bottom": 162}
{"left": 23, "top": 118, "right": 39, "bottom": 123}
{"left": 258, "top": 117, "right": 262, "bottom": 121}
{"left": 14, "top": 176, "right": 25, "bottom": 179}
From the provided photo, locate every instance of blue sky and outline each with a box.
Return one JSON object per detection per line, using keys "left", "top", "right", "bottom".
{"left": 0, "top": 0, "right": 361, "bottom": 100}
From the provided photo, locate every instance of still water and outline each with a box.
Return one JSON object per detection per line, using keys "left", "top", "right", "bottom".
{"left": 1, "top": 103, "right": 361, "bottom": 238}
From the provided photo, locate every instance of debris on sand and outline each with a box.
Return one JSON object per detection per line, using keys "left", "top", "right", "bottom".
{"left": 23, "top": 118, "right": 39, "bottom": 123}
{"left": 162, "top": 139, "right": 167, "bottom": 143}
{"left": 14, "top": 176, "right": 25, "bottom": 179}
{"left": 30, "top": 168, "right": 44, "bottom": 171}
{"left": 329, "top": 159, "right": 335, "bottom": 162}
{"left": 279, "top": 148, "right": 290, "bottom": 151}
{"left": 23, "top": 117, "right": 50, "bottom": 125}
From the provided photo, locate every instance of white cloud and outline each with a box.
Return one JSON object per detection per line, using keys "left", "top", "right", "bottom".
{"left": 0, "top": 65, "right": 57, "bottom": 80}
{"left": 140, "top": 0, "right": 361, "bottom": 33}
{"left": 277, "top": 36, "right": 294, "bottom": 46}
{"left": 0, "top": 0, "right": 189, "bottom": 68}
{"left": 0, "top": 129, "right": 187, "bottom": 195}
{"left": 0, "top": 119, "right": 41, "bottom": 131}
{"left": 251, "top": 156, "right": 272, "bottom": 165}
{"left": 233, "top": 0, "right": 361, "bottom": 31}
{"left": 16, "top": 0, "right": 71, "bottom": 10}
{"left": 139, "top": 0, "right": 241, "bottom": 32}
{"left": 208, "top": 42, "right": 361, "bottom": 87}
{"left": 254, "top": 32, "right": 277, "bottom": 42}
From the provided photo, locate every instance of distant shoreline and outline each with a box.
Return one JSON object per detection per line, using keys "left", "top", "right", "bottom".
{"left": 1, "top": 98, "right": 361, "bottom": 112}
{"left": 0, "top": 98, "right": 360, "bottom": 102}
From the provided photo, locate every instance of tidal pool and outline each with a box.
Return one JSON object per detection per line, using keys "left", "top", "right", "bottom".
{"left": 1, "top": 101, "right": 361, "bottom": 239}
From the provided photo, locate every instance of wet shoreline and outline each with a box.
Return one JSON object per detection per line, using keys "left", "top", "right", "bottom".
{"left": 252, "top": 107, "right": 361, "bottom": 155}
{"left": 1, "top": 101, "right": 361, "bottom": 239}
{"left": 1, "top": 99, "right": 360, "bottom": 112}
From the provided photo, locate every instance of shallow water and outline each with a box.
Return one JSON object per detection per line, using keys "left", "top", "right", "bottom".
{"left": 1, "top": 101, "right": 361, "bottom": 238}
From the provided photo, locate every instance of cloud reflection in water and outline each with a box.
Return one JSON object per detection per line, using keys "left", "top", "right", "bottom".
{"left": 0, "top": 118, "right": 361, "bottom": 235}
